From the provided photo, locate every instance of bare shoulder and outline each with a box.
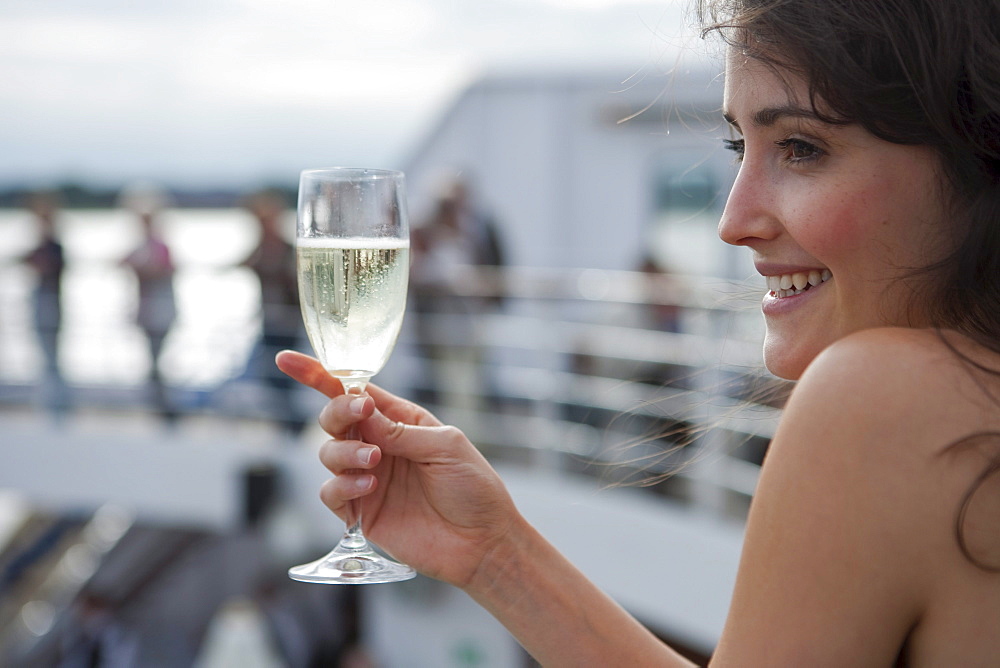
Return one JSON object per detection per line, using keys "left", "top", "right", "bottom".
{"left": 715, "top": 328, "right": 1000, "bottom": 663}
{"left": 767, "top": 325, "right": 1000, "bottom": 580}
{"left": 784, "top": 327, "right": 1000, "bottom": 457}
{"left": 767, "top": 327, "right": 1000, "bottom": 515}
{"left": 764, "top": 328, "right": 981, "bottom": 508}
{"left": 801, "top": 326, "right": 965, "bottom": 392}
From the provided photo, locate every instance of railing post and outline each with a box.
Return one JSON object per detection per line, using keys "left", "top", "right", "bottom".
{"left": 686, "top": 308, "right": 734, "bottom": 516}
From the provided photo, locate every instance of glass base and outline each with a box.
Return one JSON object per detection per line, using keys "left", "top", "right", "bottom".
{"left": 289, "top": 544, "right": 416, "bottom": 584}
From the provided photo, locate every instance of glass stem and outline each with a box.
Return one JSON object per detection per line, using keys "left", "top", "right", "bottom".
{"left": 341, "top": 381, "right": 369, "bottom": 551}
{"left": 342, "top": 425, "right": 367, "bottom": 550}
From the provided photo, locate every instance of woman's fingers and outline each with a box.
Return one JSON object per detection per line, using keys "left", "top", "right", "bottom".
{"left": 319, "top": 474, "right": 376, "bottom": 515}
{"left": 358, "top": 409, "right": 471, "bottom": 465}
{"left": 315, "top": 432, "right": 382, "bottom": 518}
{"left": 315, "top": 391, "right": 469, "bottom": 465}
{"left": 366, "top": 383, "right": 443, "bottom": 428}
{"left": 318, "top": 437, "right": 382, "bottom": 475}
{"left": 317, "top": 393, "right": 374, "bottom": 439}
{"left": 274, "top": 350, "right": 344, "bottom": 398}
{"left": 276, "top": 350, "right": 443, "bottom": 430}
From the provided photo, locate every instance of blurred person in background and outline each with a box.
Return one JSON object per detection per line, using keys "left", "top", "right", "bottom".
{"left": 21, "top": 192, "right": 69, "bottom": 418}
{"left": 241, "top": 189, "right": 306, "bottom": 437}
{"left": 119, "top": 188, "right": 178, "bottom": 424}
{"left": 638, "top": 254, "right": 682, "bottom": 335}
{"left": 569, "top": 253, "right": 687, "bottom": 388}
{"left": 56, "top": 590, "right": 138, "bottom": 667}
{"left": 409, "top": 176, "right": 505, "bottom": 408}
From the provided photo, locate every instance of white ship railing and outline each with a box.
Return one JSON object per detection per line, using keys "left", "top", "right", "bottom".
{"left": 0, "top": 264, "right": 781, "bottom": 658}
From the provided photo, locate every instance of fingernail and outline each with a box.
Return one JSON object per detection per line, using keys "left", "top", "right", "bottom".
{"left": 358, "top": 447, "right": 376, "bottom": 466}
{"left": 350, "top": 396, "right": 367, "bottom": 416}
{"left": 355, "top": 475, "right": 374, "bottom": 491}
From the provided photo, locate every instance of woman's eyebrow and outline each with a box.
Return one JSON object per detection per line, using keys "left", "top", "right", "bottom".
{"left": 724, "top": 104, "right": 820, "bottom": 129}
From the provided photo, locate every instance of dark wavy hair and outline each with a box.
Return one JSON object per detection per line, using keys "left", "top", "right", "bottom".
{"left": 698, "top": 0, "right": 1000, "bottom": 345}
{"left": 697, "top": 0, "right": 1000, "bottom": 570}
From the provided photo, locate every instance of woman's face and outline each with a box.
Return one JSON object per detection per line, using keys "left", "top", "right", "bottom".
{"left": 720, "top": 50, "right": 951, "bottom": 380}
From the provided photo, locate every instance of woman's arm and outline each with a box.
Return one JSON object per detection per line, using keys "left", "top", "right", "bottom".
{"left": 466, "top": 517, "right": 695, "bottom": 666}
{"left": 277, "top": 350, "right": 695, "bottom": 666}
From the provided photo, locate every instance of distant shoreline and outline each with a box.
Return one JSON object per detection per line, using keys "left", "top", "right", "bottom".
{"left": 0, "top": 184, "right": 297, "bottom": 210}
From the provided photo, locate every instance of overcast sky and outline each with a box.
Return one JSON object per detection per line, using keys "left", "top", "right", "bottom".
{"left": 1, "top": 0, "right": 705, "bottom": 189}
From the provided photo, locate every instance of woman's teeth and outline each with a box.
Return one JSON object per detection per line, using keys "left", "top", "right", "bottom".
{"left": 766, "top": 269, "right": 832, "bottom": 298}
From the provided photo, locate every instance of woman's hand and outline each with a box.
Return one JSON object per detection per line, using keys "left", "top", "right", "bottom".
{"left": 275, "top": 350, "right": 522, "bottom": 588}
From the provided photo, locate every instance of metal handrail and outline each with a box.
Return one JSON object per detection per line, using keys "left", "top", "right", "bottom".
{"left": 2, "top": 264, "right": 779, "bottom": 511}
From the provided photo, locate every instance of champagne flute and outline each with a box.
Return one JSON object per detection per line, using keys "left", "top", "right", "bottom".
{"left": 289, "top": 167, "right": 415, "bottom": 584}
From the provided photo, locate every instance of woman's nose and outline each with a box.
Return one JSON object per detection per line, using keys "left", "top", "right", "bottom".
{"left": 717, "top": 161, "right": 782, "bottom": 247}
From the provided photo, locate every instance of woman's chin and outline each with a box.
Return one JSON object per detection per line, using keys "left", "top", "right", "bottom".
{"left": 762, "top": 340, "right": 816, "bottom": 381}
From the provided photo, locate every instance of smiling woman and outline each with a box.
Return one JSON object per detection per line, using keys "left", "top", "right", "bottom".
{"left": 705, "top": 0, "right": 1000, "bottom": 348}
{"left": 276, "top": 0, "right": 1000, "bottom": 664}
{"left": 718, "top": 53, "right": 952, "bottom": 379}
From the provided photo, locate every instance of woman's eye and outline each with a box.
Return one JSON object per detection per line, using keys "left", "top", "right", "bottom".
{"left": 775, "top": 138, "right": 823, "bottom": 163}
{"left": 722, "top": 138, "right": 745, "bottom": 162}
{"left": 723, "top": 136, "right": 824, "bottom": 166}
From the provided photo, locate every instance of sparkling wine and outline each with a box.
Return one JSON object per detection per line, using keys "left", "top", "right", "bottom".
{"left": 297, "top": 237, "right": 409, "bottom": 384}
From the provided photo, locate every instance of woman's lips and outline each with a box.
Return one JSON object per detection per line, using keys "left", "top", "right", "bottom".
{"left": 759, "top": 268, "right": 832, "bottom": 316}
